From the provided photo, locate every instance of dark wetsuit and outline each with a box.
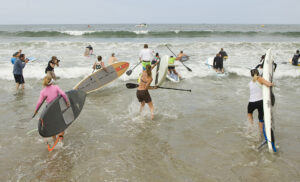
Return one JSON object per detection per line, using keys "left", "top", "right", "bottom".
{"left": 213, "top": 56, "right": 223, "bottom": 69}
{"left": 292, "top": 54, "right": 300, "bottom": 66}
{"left": 219, "top": 51, "right": 228, "bottom": 60}
{"left": 136, "top": 78, "right": 152, "bottom": 103}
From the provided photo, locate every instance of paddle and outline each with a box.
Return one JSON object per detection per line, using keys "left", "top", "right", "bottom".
{"left": 126, "top": 62, "right": 141, "bottom": 76}
{"left": 165, "top": 45, "right": 192, "bottom": 72}
{"left": 32, "top": 97, "right": 47, "bottom": 118}
{"left": 126, "top": 83, "right": 191, "bottom": 92}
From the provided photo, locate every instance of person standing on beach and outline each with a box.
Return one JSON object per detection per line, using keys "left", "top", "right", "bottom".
{"left": 139, "top": 44, "right": 154, "bottom": 71}
{"left": 136, "top": 64, "right": 157, "bottom": 120}
{"left": 247, "top": 69, "right": 273, "bottom": 135}
{"left": 11, "top": 49, "right": 22, "bottom": 64}
{"left": 45, "top": 56, "right": 60, "bottom": 80}
{"left": 108, "top": 53, "right": 118, "bottom": 65}
{"left": 13, "top": 54, "right": 28, "bottom": 90}
{"left": 34, "top": 75, "right": 70, "bottom": 148}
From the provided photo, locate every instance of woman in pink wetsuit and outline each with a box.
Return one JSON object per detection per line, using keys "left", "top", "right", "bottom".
{"left": 34, "top": 76, "right": 70, "bottom": 145}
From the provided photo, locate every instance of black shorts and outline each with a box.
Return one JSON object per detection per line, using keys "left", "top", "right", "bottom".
{"left": 168, "top": 66, "right": 175, "bottom": 70}
{"left": 136, "top": 90, "right": 152, "bottom": 103}
{"left": 248, "top": 100, "right": 264, "bottom": 122}
{"left": 215, "top": 63, "right": 223, "bottom": 69}
{"left": 14, "top": 74, "right": 25, "bottom": 84}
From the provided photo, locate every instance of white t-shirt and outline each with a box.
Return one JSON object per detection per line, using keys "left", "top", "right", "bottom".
{"left": 249, "top": 81, "right": 262, "bottom": 102}
{"left": 139, "top": 48, "right": 154, "bottom": 61}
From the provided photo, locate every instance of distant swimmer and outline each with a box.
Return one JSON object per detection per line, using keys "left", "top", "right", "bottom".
{"left": 151, "top": 52, "right": 160, "bottom": 67}
{"left": 93, "top": 56, "right": 106, "bottom": 72}
{"left": 84, "top": 45, "right": 93, "bottom": 56}
{"left": 108, "top": 53, "right": 118, "bottom": 65}
{"left": 136, "top": 64, "right": 157, "bottom": 120}
{"left": 45, "top": 56, "right": 60, "bottom": 80}
{"left": 139, "top": 44, "right": 154, "bottom": 71}
{"left": 13, "top": 54, "right": 28, "bottom": 90}
{"left": 219, "top": 48, "right": 228, "bottom": 61}
{"left": 176, "top": 50, "right": 189, "bottom": 61}
{"left": 247, "top": 69, "right": 273, "bottom": 135}
{"left": 34, "top": 75, "right": 70, "bottom": 147}
{"left": 213, "top": 53, "right": 224, "bottom": 73}
{"left": 11, "top": 49, "right": 22, "bottom": 64}
{"left": 292, "top": 50, "right": 300, "bottom": 66}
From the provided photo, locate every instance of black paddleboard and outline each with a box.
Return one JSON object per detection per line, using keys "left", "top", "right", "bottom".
{"left": 38, "top": 90, "right": 86, "bottom": 137}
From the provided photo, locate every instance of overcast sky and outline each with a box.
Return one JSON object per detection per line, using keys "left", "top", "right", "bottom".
{"left": 0, "top": 0, "right": 299, "bottom": 24}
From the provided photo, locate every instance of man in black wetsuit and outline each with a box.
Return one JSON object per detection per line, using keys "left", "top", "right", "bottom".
{"left": 213, "top": 53, "right": 224, "bottom": 73}
{"left": 292, "top": 50, "right": 300, "bottom": 66}
{"left": 45, "top": 56, "right": 60, "bottom": 80}
{"left": 219, "top": 48, "right": 228, "bottom": 61}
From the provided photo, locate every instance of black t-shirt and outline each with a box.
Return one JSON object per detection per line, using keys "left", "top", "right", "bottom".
{"left": 45, "top": 60, "right": 54, "bottom": 73}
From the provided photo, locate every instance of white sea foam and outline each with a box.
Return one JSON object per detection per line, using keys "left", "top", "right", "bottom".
{"left": 61, "top": 31, "right": 96, "bottom": 36}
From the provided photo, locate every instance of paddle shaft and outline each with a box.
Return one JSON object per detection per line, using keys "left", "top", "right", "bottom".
{"left": 126, "top": 62, "right": 141, "bottom": 75}
{"left": 165, "top": 45, "right": 192, "bottom": 72}
{"left": 158, "top": 86, "right": 191, "bottom": 92}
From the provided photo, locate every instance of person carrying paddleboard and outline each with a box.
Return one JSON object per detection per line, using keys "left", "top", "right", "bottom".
{"left": 108, "top": 53, "right": 118, "bottom": 65}
{"left": 11, "top": 49, "right": 22, "bottom": 64}
{"left": 292, "top": 50, "right": 300, "bottom": 66}
{"left": 136, "top": 64, "right": 157, "bottom": 120}
{"left": 13, "top": 54, "right": 28, "bottom": 90}
{"left": 93, "top": 56, "right": 107, "bottom": 72}
{"left": 34, "top": 76, "right": 70, "bottom": 147}
{"left": 247, "top": 69, "right": 273, "bottom": 135}
{"left": 139, "top": 44, "right": 154, "bottom": 71}
{"left": 213, "top": 53, "right": 224, "bottom": 73}
{"left": 45, "top": 56, "right": 60, "bottom": 80}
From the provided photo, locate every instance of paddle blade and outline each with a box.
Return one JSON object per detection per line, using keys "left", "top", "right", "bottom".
{"left": 187, "top": 67, "right": 192, "bottom": 72}
{"left": 126, "top": 83, "right": 139, "bottom": 89}
{"left": 126, "top": 70, "right": 132, "bottom": 76}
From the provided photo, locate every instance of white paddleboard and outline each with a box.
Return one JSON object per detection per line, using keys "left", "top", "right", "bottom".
{"left": 166, "top": 73, "right": 180, "bottom": 82}
{"left": 151, "top": 55, "right": 169, "bottom": 86}
{"left": 262, "top": 48, "right": 276, "bottom": 152}
{"left": 206, "top": 57, "right": 228, "bottom": 77}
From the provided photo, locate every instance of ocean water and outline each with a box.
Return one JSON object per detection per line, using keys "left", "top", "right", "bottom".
{"left": 0, "top": 24, "right": 300, "bottom": 182}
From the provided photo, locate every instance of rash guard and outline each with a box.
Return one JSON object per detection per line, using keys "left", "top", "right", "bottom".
{"left": 35, "top": 85, "right": 68, "bottom": 111}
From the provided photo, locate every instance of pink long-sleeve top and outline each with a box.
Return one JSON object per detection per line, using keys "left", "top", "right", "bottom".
{"left": 35, "top": 85, "right": 68, "bottom": 111}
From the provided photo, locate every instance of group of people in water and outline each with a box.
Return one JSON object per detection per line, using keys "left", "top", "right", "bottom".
{"left": 9, "top": 44, "right": 299, "bottom": 148}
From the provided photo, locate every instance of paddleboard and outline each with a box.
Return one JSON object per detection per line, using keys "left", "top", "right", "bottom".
{"left": 166, "top": 73, "right": 180, "bottom": 82}
{"left": 74, "top": 62, "right": 129, "bottom": 93}
{"left": 289, "top": 58, "right": 300, "bottom": 66}
{"left": 262, "top": 48, "right": 276, "bottom": 152}
{"left": 38, "top": 90, "right": 86, "bottom": 137}
{"left": 180, "top": 56, "right": 189, "bottom": 62}
{"left": 27, "top": 57, "right": 37, "bottom": 62}
{"left": 206, "top": 57, "right": 227, "bottom": 77}
{"left": 151, "top": 55, "right": 169, "bottom": 86}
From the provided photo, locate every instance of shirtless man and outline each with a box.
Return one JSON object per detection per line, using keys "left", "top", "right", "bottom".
{"left": 108, "top": 53, "right": 118, "bottom": 65}
{"left": 176, "top": 50, "right": 189, "bottom": 61}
